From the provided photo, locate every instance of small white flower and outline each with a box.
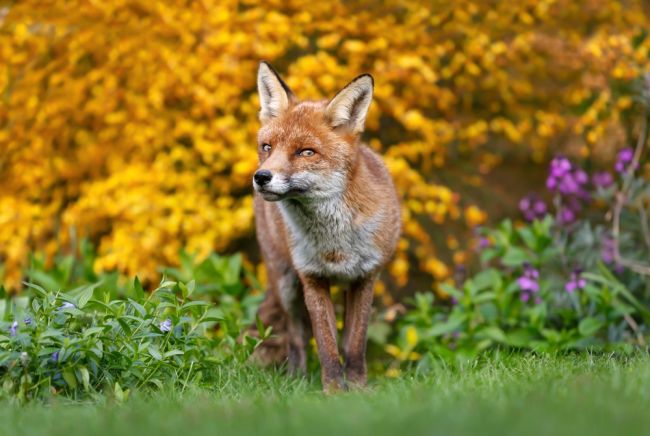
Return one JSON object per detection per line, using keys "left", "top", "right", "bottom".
{"left": 20, "top": 352, "right": 29, "bottom": 366}
{"left": 9, "top": 321, "right": 18, "bottom": 336}
{"left": 159, "top": 319, "right": 172, "bottom": 332}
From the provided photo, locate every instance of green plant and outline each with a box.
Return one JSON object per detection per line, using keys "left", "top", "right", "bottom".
{"left": 380, "top": 85, "right": 650, "bottom": 370}
{"left": 0, "top": 276, "right": 269, "bottom": 402}
{"left": 162, "top": 250, "right": 265, "bottom": 337}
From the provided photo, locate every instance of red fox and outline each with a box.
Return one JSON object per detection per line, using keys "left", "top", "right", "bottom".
{"left": 252, "top": 61, "right": 401, "bottom": 392}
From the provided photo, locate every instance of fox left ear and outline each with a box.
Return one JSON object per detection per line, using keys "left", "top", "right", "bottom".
{"left": 257, "top": 61, "right": 295, "bottom": 123}
{"left": 325, "top": 74, "right": 374, "bottom": 134}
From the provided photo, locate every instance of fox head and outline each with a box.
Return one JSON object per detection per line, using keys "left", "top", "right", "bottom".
{"left": 253, "top": 61, "right": 374, "bottom": 202}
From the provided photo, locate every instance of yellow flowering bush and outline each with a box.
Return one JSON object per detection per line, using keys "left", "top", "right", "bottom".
{"left": 1, "top": 0, "right": 649, "bottom": 291}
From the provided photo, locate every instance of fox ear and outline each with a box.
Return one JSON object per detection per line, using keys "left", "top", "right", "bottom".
{"left": 257, "top": 61, "right": 294, "bottom": 123}
{"left": 325, "top": 74, "right": 373, "bottom": 134}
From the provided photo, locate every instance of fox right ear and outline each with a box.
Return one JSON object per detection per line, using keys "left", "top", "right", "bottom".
{"left": 325, "top": 74, "right": 373, "bottom": 134}
{"left": 257, "top": 61, "right": 294, "bottom": 123}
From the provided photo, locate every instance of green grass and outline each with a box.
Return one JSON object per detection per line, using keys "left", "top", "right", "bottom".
{"left": 3, "top": 353, "right": 650, "bottom": 436}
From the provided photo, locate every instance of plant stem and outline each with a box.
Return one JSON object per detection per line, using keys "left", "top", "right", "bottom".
{"left": 612, "top": 113, "right": 650, "bottom": 275}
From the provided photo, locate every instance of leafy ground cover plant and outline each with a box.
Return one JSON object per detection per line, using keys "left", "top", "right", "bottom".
{"left": 0, "top": 276, "right": 268, "bottom": 402}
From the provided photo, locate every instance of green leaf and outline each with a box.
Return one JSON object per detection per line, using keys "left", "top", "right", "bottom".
{"left": 180, "top": 301, "right": 210, "bottom": 312}
{"left": 476, "top": 326, "right": 507, "bottom": 343}
{"left": 133, "top": 276, "right": 145, "bottom": 301}
{"left": 158, "top": 280, "right": 177, "bottom": 289}
{"left": 41, "top": 328, "right": 65, "bottom": 339}
{"left": 585, "top": 268, "right": 650, "bottom": 321}
{"left": 117, "top": 318, "right": 133, "bottom": 335}
{"left": 178, "top": 281, "right": 188, "bottom": 299}
{"left": 505, "top": 329, "right": 536, "bottom": 347}
{"left": 186, "top": 279, "right": 196, "bottom": 298}
{"left": 83, "top": 327, "right": 105, "bottom": 338}
{"left": 540, "top": 328, "right": 561, "bottom": 343}
{"left": 79, "top": 367, "right": 90, "bottom": 391}
{"left": 86, "top": 299, "right": 115, "bottom": 314}
{"left": 77, "top": 286, "right": 95, "bottom": 309}
{"left": 480, "top": 248, "right": 499, "bottom": 264}
{"left": 26, "top": 271, "right": 60, "bottom": 294}
{"left": 478, "top": 302, "right": 498, "bottom": 321}
{"left": 578, "top": 317, "right": 604, "bottom": 337}
{"left": 62, "top": 370, "right": 78, "bottom": 389}
{"left": 163, "top": 349, "right": 184, "bottom": 358}
{"left": 517, "top": 227, "right": 537, "bottom": 250}
{"left": 501, "top": 247, "right": 531, "bottom": 267}
{"left": 427, "top": 317, "right": 464, "bottom": 337}
{"left": 244, "top": 334, "right": 261, "bottom": 348}
{"left": 22, "top": 281, "right": 48, "bottom": 298}
{"left": 114, "top": 382, "right": 126, "bottom": 403}
{"left": 128, "top": 298, "right": 147, "bottom": 317}
{"left": 472, "top": 268, "right": 501, "bottom": 292}
{"left": 148, "top": 344, "right": 162, "bottom": 361}
{"left": 473, "top": 292, "right": 496, "bottom": 304}
{"left": 256, "top": 315, "right": 265, "bottom": 337}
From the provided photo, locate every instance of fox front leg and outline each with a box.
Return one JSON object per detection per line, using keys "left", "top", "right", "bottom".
{"left": 300, "top": 275, "right": 346, "bottom": 393}
{"left": 342, "top": 274, "right": 376, "bottom": 387}
{"left": 286, "top": 293, "right": 310, "bottom": 376}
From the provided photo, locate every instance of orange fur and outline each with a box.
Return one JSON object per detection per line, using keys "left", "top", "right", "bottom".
{"left": 252, "top": 62, "right": 401, "bottom": 391}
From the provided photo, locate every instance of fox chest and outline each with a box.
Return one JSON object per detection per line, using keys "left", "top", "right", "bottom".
{"left": 279, "top": 201, "right": 382, "bottom": 280}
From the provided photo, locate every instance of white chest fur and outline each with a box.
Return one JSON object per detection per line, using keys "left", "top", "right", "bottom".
{"left": 279, "top": 197, "right": 383, "bottom": 280}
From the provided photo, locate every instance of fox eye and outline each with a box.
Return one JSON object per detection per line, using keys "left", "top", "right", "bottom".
{"left": 298, "top": 149, "right": 315, "bottom": 157}
{"left": 261, "top": 143, "right": 272, "bottom": 152}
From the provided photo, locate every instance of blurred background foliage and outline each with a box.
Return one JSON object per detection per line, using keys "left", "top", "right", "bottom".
{"left": 1, "top": 0, "right": 650, "bottom": 296}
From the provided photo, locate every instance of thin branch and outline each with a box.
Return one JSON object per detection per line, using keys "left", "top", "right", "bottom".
{"left": 638, "top": 203, "right": 650, "bottom": 250}
{"left": 612, "top": 113, "right": 650, "bottom": 276}
{"left": 623, "top": 313, "right": 646, "bottom": 346}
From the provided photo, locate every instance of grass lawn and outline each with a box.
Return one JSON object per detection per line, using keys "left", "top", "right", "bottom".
{"left": 2, "top": 353, "right": 650, "bottom": 436}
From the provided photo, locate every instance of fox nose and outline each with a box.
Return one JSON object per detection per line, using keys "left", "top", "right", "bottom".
{"left": 254, "top": 170, "right": 273, "bottom": 186}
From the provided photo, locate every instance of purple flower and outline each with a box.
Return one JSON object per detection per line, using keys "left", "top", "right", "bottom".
{"left": 9, "top": 321, "right": 18, "bottom": 337}
{"left": 549, "top": 156, "right": 572, "bottom": 179}
{"left": 517, "top": 264, "right": 540, "bottom": 302}
{"left": 517, "top": 276, "right": 539, "bottom": 292}
{"left": 478, "top": 237, "right": 491, "bottom": 250}
{"left": 24, "top": 317, "right": 32, "bottom": 326}
{"left": 546, "top": 157, "right": 584, "bottom": 194}
{"left": 615, "top": 147, "right": 636, "bottom": 174}
{"left": 565, "top": 269, "right": 586, "bottom": 294}
{"left": 600, "top": 235, "right": 624, "bottom": 273}
{"left": 51, "top": 350, "right": 60, "bottom": 363}
{"left": 159, "top": 319, "right": 172, "bottom": 332}
{"left": 58, "top": 302, "right": 75, "bottom": 311}
{"left": 558, "top": 207, "right": 576, "bottom": 225}
{"left": 592, "top": 171, "right": 613, "bottom": 189}
{"left": 519, "top": 193, "right": 547, "bottom": 222}
{"left": 574, "top": 170, "right": 588, "bottom": 185}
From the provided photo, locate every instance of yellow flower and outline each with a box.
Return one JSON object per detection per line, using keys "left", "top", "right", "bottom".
{"left": 465, "top": 205, "right": 487, "bottom": 227}
{"left": 1, "top": 0, "right": 647, "bottom": 292}
{"left": 405, "top": 326, "right": 418, "bottom": 348}
{"left": 384, "top": 344, "right": 402, "bottom": 358}
{"left": 385, "top": 368, "right": 401, "bottom": 378}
